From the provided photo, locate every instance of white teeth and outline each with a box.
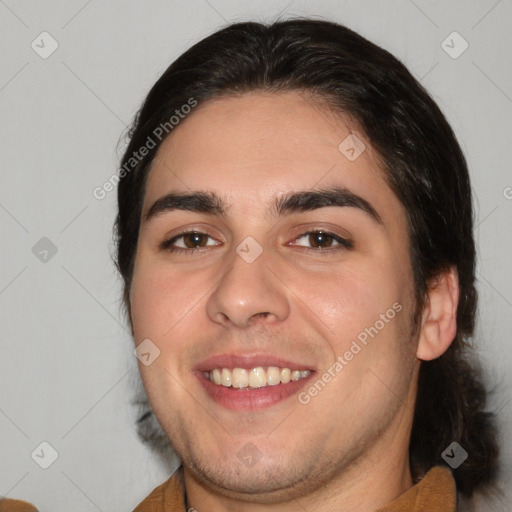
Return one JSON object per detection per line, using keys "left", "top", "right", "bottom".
{"left": 248, "top": 367, "right": 266, "bottom": 388}
{"left": 266, "top": 366, "right": 280, "bottom": 386}
{"left": 291, "top": 370, "right": 301, "bottom": 381}
{"left": 206, "top": 366, "right": 311, "bottom": 389}
{"left": 232, "top": 368, "right": 248, "bottom": 389}
{"left": 212, "top": 368, "right": 222, "bottom": 385}
{"left": 221, "top": 368, "right": 231, "bottom": 387}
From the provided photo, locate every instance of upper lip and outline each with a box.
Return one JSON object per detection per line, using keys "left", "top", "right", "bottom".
{"left": 193, "top": 353, "right": 315, "bottom": 372}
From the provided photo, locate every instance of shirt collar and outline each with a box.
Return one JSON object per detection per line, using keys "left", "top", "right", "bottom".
{"left": 147, "top": 464, "right": 456, "bottom": 512}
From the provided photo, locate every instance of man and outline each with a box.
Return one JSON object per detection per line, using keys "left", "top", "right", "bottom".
{"left": 114, "top": 19, "right": 498, "bottom": 511}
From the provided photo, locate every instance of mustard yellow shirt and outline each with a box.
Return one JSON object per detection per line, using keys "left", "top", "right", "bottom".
{"left": 0, "top": 499, "right": 38, "bottom": 512}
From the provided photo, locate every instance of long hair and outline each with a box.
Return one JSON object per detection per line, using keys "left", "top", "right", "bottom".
{"left": 113, "top": 18, "right": 498, "bottom": 497}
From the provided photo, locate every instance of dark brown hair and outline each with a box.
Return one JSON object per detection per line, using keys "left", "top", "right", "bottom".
{"left": 114, "top": 18, "right": 499, "bottom": 497}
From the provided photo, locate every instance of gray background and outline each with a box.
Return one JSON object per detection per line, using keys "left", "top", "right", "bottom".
{"left": 0, "top": 0, "right": 511, "bottom": 510}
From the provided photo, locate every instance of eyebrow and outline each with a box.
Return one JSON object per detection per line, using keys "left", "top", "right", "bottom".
{"left": 143, "top": 186, "right": 383, "bottom": 224}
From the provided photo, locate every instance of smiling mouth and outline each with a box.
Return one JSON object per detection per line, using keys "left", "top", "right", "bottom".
{"left": 204, "top": 366, "right": 312, "bottom": 390}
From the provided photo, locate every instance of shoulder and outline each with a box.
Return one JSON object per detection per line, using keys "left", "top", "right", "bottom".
{"left": 133, "top": 480, "right": 169, "bottom": 512}
{"left": 133, "top": 467, "right": 186, "bottom": 512}
{"left": 0, "top": 498, "right": 39, "bottom": 512}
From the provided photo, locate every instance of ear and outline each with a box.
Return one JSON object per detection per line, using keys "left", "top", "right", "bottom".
{"left": 416, "top": 267, "right": 459, "bottom": 361}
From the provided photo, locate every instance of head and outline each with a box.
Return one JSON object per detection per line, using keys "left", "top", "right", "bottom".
{"left": 114, "top": 19, "right": 498, "bottom": 500}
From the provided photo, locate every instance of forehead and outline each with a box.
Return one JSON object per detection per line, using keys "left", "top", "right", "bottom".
{"left": 143, "top": 91, "right": 403, "bottom": 229}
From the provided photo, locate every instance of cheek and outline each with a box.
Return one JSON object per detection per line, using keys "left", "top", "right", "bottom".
{"left": 130, "top": 271, "right": 165, "bottom": 342}
{"left": 308, "top": 262, "right": 414, "bottom": 395}
{"left": 130, "top": 261, "right": 195, "bottom": 344}
{"left": 311, "top": 271, "right": 413, "bottom": 403}
{"left": 129, "top": 264, "right": 200, "bottom": 406}
{"left": 310, "top": 260, "right": 408, "bottom": 338}
{"left": 130, "top": 256, "right": 220, "bottom": 376}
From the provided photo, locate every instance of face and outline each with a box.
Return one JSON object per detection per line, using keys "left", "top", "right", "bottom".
{"left": 130, "top": 91, "right": 419, "bottom": 503}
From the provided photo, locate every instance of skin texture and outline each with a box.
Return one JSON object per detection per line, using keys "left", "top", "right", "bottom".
{"left": 130, "top": 91, "right": 459, "bottom": 512}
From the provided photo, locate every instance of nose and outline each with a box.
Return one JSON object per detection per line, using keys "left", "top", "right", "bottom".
{"left": 205, "top": 246, "right": 290, "bottom": 329}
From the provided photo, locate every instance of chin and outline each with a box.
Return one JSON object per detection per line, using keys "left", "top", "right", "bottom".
{"left": 183, "top": 443, "right": 332, "bottom": 503}
{"left": 193, "top": 464, "right": 307, "bottom": 502}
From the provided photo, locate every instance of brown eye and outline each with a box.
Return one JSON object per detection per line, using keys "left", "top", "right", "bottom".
{"left": 182, "top": 232, "right": 208, "bottom": 248}
{"left": 293, "top": 230, "right": 353, "bottom": 250}
{"left": 308, "top": 232, "right": 335, "bottom": 248}
{"left": 161, "top": 231, "right": 220, "bottom": 253}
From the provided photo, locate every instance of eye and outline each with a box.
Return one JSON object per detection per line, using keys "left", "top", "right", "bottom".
{"left": 291, "top": 230, "right": 353, "bottom": 250}
{"left": 161, "top": 231, "right": 220, "bottom": 253}
{"left": 160, "top": 229, "right": 352, "bottom": 254}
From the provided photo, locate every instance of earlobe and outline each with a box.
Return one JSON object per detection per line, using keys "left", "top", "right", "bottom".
{"left": 416, "top": 267, "right": 459, "bottom": 361}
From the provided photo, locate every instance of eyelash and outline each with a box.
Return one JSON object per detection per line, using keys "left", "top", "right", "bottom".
{"left": 160, "top": 229, "right": 353, "bottom": 254}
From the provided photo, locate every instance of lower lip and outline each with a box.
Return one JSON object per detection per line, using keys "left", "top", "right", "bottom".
{"left": 196, "top": 371, "right": 315, "bottom": 411}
